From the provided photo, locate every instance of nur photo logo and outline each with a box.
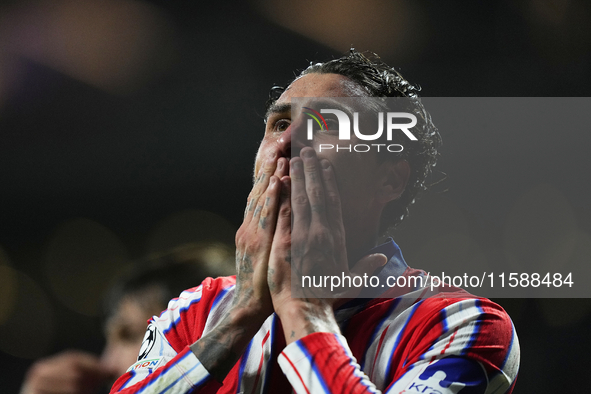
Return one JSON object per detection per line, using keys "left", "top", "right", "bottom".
{"left": 301, "top": 100, "right": 418, "bottom": 153}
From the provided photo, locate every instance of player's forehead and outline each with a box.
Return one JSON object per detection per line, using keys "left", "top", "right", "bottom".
{"left": 277, "top": 73, "right": 368, "bottom": 103}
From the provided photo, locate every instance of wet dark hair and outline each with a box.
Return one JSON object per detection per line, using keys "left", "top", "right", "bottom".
{"left": 102, "top": 253, "right": 211, "bottom": 322}
{"left": 266, "top": 49, "right": 441, "bottom": 234}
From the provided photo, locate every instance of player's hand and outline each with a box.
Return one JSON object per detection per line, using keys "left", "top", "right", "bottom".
{"left": 190, "top": 153, "right": 289, "bottom": 381}
{"left": 268, "top": 148, "right": 386, "bottom": 342}
{"left": 233, "top": 152, "right": 288, "bottom": 320}
{"left": 20, "top": 350, "right": 110, "bottom": 394}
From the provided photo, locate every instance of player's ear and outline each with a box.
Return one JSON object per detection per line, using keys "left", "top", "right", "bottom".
{"left": 375, "top": 159, "right": 410, "bottom": 204}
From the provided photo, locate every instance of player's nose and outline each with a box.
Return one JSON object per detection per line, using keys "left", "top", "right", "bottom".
{"left": 277, "top": 114, "right": 310, "bottom": 160}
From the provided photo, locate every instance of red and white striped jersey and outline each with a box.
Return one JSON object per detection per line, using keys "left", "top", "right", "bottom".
{"left": 110, "top": 242, "right": 519, "bottom": 394}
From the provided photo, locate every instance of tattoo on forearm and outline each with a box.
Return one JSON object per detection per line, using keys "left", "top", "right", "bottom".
{"left": 194, "top": 251, "right": 256, "bottom": 380}
{"left": 191, "top": 317, "right": 247, "bottom": 382}
{"left": 235, "top": 254, "right": 255, "bottom": 305}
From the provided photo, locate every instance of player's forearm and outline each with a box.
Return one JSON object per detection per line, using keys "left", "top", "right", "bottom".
{"left": 190, "top": 305, "right": 267, "bottom": 381}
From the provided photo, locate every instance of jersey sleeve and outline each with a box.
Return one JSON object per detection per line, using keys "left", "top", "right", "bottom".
{"left": 109, "top": 277, "right": 236, "bottom": 394}
{"left": 277, "top": 297, "right": 519, "bottom": 394}
{"left": 110, "top": 346, "right": 218, "bottom": 394}
{"left": 278, "top": 332, "right": 380, "bottom": 394}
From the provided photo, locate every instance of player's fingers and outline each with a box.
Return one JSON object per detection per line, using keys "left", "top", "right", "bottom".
{"left": 257, "top": 176, "right": 281, "bottom": 235}
{"left": 244, "top": 167, "right": 264, "bottom": 219}
{"left": 276, "top": 176, "right": 292, "bottom": 236}
{"left": 319, "top": 159, "right": 344, "bottom": 238}
{"left": 267, "top": 177, "right": 292, "bottom": 299}
{"left": 290, "top": 157, "right": 310, "bottom": 230}
{"left": 301, "top": 148, "right": 328, "bottom": 226}
{"left": 250, "top": 157, "right": 287, "bottom": 230}
{"left": 245, "top": 153, "right": 277, "bottom": 221}
{"left": 274, "top": 157, "right": 289, "bottom": 179}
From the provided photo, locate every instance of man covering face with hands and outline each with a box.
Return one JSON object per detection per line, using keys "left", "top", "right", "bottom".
{"left": 110, "top": 50, "right": 520, "bottom": 394}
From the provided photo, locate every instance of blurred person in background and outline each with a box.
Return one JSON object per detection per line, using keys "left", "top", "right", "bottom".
{"left": 20, "top": 246, "right": 233, "bottom": 394}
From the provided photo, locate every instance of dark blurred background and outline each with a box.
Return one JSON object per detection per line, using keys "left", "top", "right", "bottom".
{"left": 0, "top": 0, "right": 590, "bottom": 392}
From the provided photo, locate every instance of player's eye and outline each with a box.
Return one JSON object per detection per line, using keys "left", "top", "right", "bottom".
{"left": 315, "top": 115, "right": 339, "bottom": 134}
{"left": 324, "top": 118, "right": 338, "bottom": 130}
{"left": 274, "top": 119, "right": 290, "bottom": 132}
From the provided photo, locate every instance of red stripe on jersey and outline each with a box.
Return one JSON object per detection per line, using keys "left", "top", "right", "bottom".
{"left": 164, "top": 277, "right": 237, "bottom": 354}
{"left": 432, "top": 326, "right": 459, "bottom": 362}
{"left": 344, "top": 299, "right": 396, "bottom": 367}
{"left": 299, "top": 333, "right": 377, "bottom": 394}
{"left": 389, "top": 298, "right": 459, "bottom": 383}
{"left": 462, "top": 301, "right": 515, "bottom": 375}
{"left": 281, "top": 352, "right": 311, "bottom": 394}
{"left": 250, "top": 330, "right": 271, "bottom": 393}
{"left": 371, "top": 325, "right": 390, "bottom": 379}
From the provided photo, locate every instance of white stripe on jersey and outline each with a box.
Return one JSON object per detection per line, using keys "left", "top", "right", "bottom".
{"left": 237, "top": 314, "right": 276, "bottom": 394}
{"left": 122, "top": 349, "right": 210, "bottom": 394}
{"left": 420, "top": 299, "right": 483, "bottom": 361}
{"left": 156, "top": 286, "right": 203, "bottom": 334}
{"left": 201, "top": 285, "right": 235, "bottom": 334}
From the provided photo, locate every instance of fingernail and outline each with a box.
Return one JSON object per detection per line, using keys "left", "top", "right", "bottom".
{"left": 321, "top": 160, "right": 330, "bottom": 169}
{"left": 278, "top": 160, "right": 284, "bottom": 170}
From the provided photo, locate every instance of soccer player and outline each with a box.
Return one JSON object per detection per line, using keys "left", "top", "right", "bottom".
{"left": 110, "top": 50, "right": 520, "bottom": 394}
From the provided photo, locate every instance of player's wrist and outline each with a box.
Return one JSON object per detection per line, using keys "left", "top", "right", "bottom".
{"left": 190, "top": 304, "right": 271, "bottom": 382}
{"left": 277, "top": 298, "right": 331, "bottom": 319}
{"left": 277, "top": 300, "right": 339, "bottom": 344}
{"left": 228, "top": 301, "right": 271, "bottom": 332}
